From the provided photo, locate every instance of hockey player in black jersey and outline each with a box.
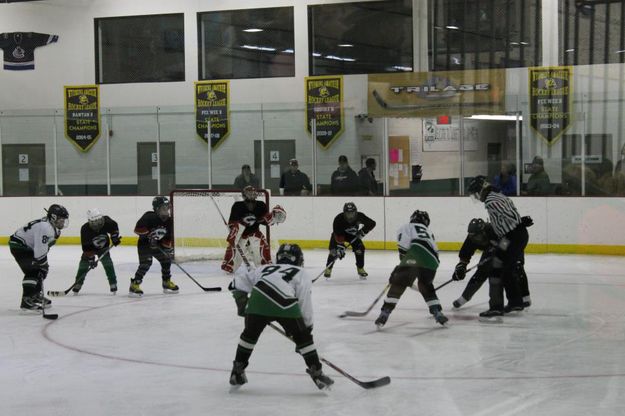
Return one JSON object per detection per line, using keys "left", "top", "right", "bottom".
{"left": 451, "top": 217, "right": 532, "bottom": 310}
{"left": 71, "top": 208, "right": 122, "bottom": 294}
{"left": 129, "top": 196, "right": 178, "bottom": 297}
{"left": 467, "top": 176, "right": 529, "bottom": 320}
{"left": 9, "top": 204, "right": 69, "bottom": 311}
{"left": 221, "top": 186, "right": 286, "bottom": 274}
{"left": 324, "top": 202, "right": 376, "bottom": 279}
{"left": 228, "top": 243, "right": 334, "bottom": 390}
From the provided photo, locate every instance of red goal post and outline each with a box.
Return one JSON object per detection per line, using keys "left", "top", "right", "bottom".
{"left": 170, "top": 188, "right": 271, "bottom": 262}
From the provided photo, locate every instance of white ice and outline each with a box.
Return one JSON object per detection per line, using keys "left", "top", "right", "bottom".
{"left": 1, "top": 246, "right": 625, "bottom": 416}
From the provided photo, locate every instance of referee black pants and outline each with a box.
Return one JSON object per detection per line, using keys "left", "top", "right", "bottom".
{"left": 489, "top": 226, "right": 529, "bottom": 311}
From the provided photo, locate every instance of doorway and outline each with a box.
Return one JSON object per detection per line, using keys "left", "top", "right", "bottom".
{"left": 2, "top": 144, "right": 47, "bottom": 196}
{"left": 253, "top": 140, "right": 296, "bottom": 194}
{"left": 137, "top": 142, "right": 176, "bottom": 195}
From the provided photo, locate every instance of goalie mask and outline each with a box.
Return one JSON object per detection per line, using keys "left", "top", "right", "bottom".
{"left": 87, "top": 208, "right": 105, "bottom": 230}
{"left": 46, "top": 204, "right": 69, "bottom": 230}
{"left": 410, "top": 210, "right": 430, "bottom": 227}
{"left": 343, "top": 202, "right": 358, "bottom": 223}
{"left": 276, "top": 243, "right": 304, "bottom": 266}
{"left": 242, "top": 186, "right": 257, "bottom": 202}
{"left": 152, "top": 196, "right": 170, "bottom": 220}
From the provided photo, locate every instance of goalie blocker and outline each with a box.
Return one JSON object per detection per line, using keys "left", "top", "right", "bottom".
{"left": 222, "top": 186, "right": 286, "bottom": 274}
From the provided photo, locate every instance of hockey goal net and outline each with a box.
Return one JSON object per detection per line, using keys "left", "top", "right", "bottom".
{"left": 170, "top": 188, "right": 272, "bottom": 262}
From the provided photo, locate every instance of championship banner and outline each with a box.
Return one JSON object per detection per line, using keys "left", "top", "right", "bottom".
{"left": 64, "top": 85, "right": 100, "bottom": 152}
{"left": 195, "top": 81, "right": 230, "bottom": 148}
{"left": 368, "top": 69, "right": 505, "bottom": 117}
{"left": 306, "top": 75, "right": 344, "bottom": 148}
{"left": 529, "top": 66, "right": 572, "bottom": 145}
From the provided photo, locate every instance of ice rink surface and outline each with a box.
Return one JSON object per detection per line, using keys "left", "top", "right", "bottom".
{"left": 1, "top": 246, "right": 625, "bottom": 416}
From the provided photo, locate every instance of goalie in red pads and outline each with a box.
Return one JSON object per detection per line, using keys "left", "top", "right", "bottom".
{"left": 221, "top": 186, "right": 286, "bottom": 274}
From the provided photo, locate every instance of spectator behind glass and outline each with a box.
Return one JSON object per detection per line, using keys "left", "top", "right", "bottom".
{"left": 330, "top": 155, "right": 359, "bottom": 196}
{"left": 492, "top": 162, "right": 517, "bottom": 196}
{"left": 524, "top": 156, "right": 551, "bottom": 195}
{"left": 234, "top": 164, "right": 260, "bottom": 190}
{"left": 279, "top": 159, "right": 312, "bottom": 196}
{"left": 358, "top": 158, "right": 378, "bottom": 196}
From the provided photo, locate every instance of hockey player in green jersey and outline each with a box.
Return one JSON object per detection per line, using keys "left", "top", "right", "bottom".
{"left": 374, "top": 210, "right": 448, "bottom": 328}
{"left": 71, "top": 208, "right": 121, "bottom": 294}
{"left": 228, "top": 243, "right": 334, "bottom": 390}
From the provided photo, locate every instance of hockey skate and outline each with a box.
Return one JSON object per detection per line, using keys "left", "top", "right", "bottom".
{"left": 478, "top": 309, "right": 503, "bottom": 323}
{"left": 323, "top": 267, "right": 332, "bottom": 278}
{"left": 129, "top": 280, "right": 143, "bottom": 297}
{"left": 162, "top": 279, "right": 179, "bottom": 294}
{"left": 229, "top": 361, "right": 248, "bottom": 388}
{"left": 34, "top": 292, "right": 52, "bottom": 306}
{"left": 306, "top": 364, "right": 334, "bottom": 390}
{"left": 72, "top": 281, "right": 83, "bottom": 294}
{"left": 109, "top": 282, "right": 117, "bottom": 294}
{"left": 433, "top": 310, "right": 448, "bottom": 326}
{"left": 20, "top": 296, "right": 43, "bottom": 311}
{"left": 357, "top": 267, "right": 368, "bottom": 279}
{"left": 523, "top": 296, "right": 532, "bottom": 308}
{"left": 375, "top": 309, "right": 390, "bottom": 329}
{"left": 503, "top": 304, "right": 524, "bottom": 314}
{"left": 452, "top": 296, "right": 467, "bottom": 309}
{"left": 221, "top": 263, "right": 234, "bottom": 274}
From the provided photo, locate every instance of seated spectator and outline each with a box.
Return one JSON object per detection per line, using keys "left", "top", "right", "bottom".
{"left": 233, "top": 164, "right": 260, "bottom": 190}
{"left": 330, "top": 155, "right": 359, "bottom": 196}
{"left": 492, "top": 162, "right": 517, "bottom": 196}
{"left": 524, "top": 156, "right": 551, "bottom": 195}
{"left": 358, "top": 158, "right": 378, "bottom": 196}
{"left": 593, "top": 159, "right": 615, "bottom": 196}
{"left": 279, "top": 159, "right": 312, "bottom": 196}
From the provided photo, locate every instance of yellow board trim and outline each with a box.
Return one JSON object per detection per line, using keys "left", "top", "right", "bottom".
{"left": 1, "top": 237, "right": 622, "bottom": 256}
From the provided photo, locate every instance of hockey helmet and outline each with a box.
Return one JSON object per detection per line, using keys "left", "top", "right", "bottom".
{"left": 467, "top": 218, "right": 486, "bottom": 235}
{"left": 276, "top": 243, "right": 304, "bottom": 266}
{"left": 242, "top": 186, "right": 257, "bottom": 202}
{"left": 152, "top": 196, "right": 170, "bottom": 220}
{"left": 46, "top": 204, "right": 69, "bottom": 230}
{"left": 410, "top": 210, "right": 430, "bottom": 227}
{"left": 87, "top": 208, "right": 105, "bottom": 230}
{"left": 467, "top": 175, "right": 490, "bottom": 201}
{"left": 343, "top": 202, "right": 358, "bottom": 222}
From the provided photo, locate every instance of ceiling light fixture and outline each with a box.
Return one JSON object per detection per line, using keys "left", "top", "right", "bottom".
{"left": 243, "top": 28, "right": 263, "bottom": 33}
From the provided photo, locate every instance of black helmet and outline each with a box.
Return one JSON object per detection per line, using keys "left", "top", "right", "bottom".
{"left": 467, "top": 175, "right": 490, "bottom": 201}
{"left": 276, "top": 243, "right": 304, "bottom": 266}
{"left": 343, "top": 202, "right": 358, "bottom": 222}
{"left": 242, "top": 186, "right": 257, "bottom": 201}
{"left": 410, "top": 210, "right": 430, "bottom": 227}
{"left": 46, "top": 204, "right": 69, "bottom": 230}
{"left": 467, "top": 218, "right": 486, "bottom": 234}
{"left": 152, "top": 196, "right": 169, "bottom": 211}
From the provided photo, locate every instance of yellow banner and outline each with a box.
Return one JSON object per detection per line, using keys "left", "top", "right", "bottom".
{"left": 305, "top": 75, "right": 344, "bottom": 148}
{"left": 195, "top": 80, "right": 230, "bottom": 148}
{"left": 368, "top": 69, "right": 505, "bottom": 117}
{"left": 64, "top": 85, "right": 100, "bottom": 152}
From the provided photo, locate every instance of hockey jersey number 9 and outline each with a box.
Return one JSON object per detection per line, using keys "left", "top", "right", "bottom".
{"left": 231, "top": 264, "right": 313, "bottom": 327}
{"left": 396, "top": 222, "right": 439, "bottom": 270}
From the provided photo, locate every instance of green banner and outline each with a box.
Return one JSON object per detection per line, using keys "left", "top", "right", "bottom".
{"left": 64, "top": 85, "right": 100, "bottom": 152}
{"left": 529, "top": 66, "right": 573, "bottom": 145}
{"left": 306, "top": 76, "right": 344, "bottom": 148}
{"left": 195, "top": 81, "right": 230, "bottom": 148}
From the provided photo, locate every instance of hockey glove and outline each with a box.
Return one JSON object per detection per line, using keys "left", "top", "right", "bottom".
{"left": 232, "top": 290, "right": 248, "bottom": 317}
{"left": 333, "top": 245, "right": 346, "bottom": 260}
{"left": 111, "top": 233, "right": 122, "bottom": 246}
{"left": 265, "top": 205, "right": 287, "bottom": 225}
{"left": 521, "top": 216, "right": 534, "bottom": 228}
{"left": 452, "top": 261, "right": 468, "bottom": 281}
{"left": 34, "top": 258, "right": 49, "bottom": 280}
{"left": 356, "top": 230, "right": 367, "bottom": 240}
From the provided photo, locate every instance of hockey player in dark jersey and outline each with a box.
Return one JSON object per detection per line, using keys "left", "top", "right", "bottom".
{"left": 71, "top": 208, "right": 122, "bottom": 295}
{"left": 323, "top": 202, "right": 376, "bottom": 279}
{"left": 221, "top": 186, "right": 286, "bottom": 274}
{"left": 9, "top": 204, "right": 69, "bottom": 311}
{"left": 228, "top": 243, "right": 334, "bottom": 390}
{"left": 451, "top": 217, "right": 532, "bottom": 310}
{"left": 467, "top": 176, "right": 529, "bottom": 320}
{"left": 129, "top": 196, "right": 178, "bottom": 297}
{"left": 374, "top": 210, "right": 448, "bottom": 328}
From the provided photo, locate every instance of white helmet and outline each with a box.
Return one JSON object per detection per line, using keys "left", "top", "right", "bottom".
{"left": 87, "top": 208, "right": 104, "bottom": 229}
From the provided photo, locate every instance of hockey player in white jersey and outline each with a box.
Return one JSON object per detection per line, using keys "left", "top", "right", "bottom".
{"left": 228, "top": 243, "right": 334, "bottom": 390}
{"left": 9, "top": 204, "right": 69, "bottom": 311}
{"left": 374, "top": 210, "right": 448, "bottom": 328}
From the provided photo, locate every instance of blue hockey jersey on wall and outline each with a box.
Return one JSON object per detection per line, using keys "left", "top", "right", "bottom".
{"left": 0, "top": 32, "right": 58, "bottom": 70}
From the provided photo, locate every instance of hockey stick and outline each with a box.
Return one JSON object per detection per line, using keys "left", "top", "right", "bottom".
{"left": 208, "top": 194, "right": 254, "bottom": 272}
{"left": 267, "top": 322, "right": 391, "bottom": 389}
{"left": 40, "top": 279, "right": 58, "bottom": 320}
{"left": 47, "top": 246, "right": 114, "bottom": 297}
{"left": 339, "top": 283, "right": 390, "bottom": 318}
{"left": 157, "top": 247, "right": 222, "bottom": 292}
{"left": 311, "top": 235, "right": 362, "bottom": 283}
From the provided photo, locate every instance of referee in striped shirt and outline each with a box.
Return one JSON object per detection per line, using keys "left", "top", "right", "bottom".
{"left": 467, "top": 176, "right": 529, "bottom": 319}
